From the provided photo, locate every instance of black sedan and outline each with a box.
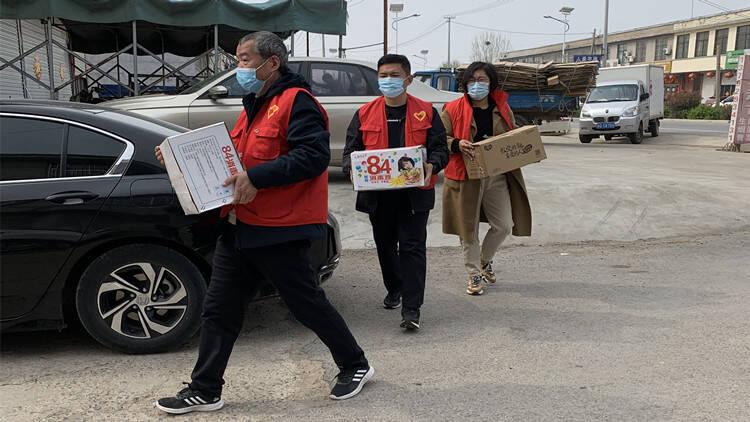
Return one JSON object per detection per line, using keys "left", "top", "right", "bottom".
{"left": 0, "top": 100, "right": 341, "bottom": 354}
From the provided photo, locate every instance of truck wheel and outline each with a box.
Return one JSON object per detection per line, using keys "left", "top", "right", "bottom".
{"left": 76, "top": 244, "right": 206, "bottom": 354}
{"left": 649, "top": 120, "right": 659, "bottom": 137}
{"left": 604, "top": 135, "right": 613, "bottom": 141}
{"left": 628, "top": 123, "right": 644, "bottom": 144}
{"left": 579, "top": 135, "right": 593, "bottom": 144}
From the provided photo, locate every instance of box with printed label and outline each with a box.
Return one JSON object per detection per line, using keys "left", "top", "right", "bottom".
{"left": 160, "top": 123, "right": 242, "bottom": 214}
{"left": 463, "top": 125, "right": 547, "bottom": 179}
{"left": 350, "top": 146, "right": 428, "bottom": 191}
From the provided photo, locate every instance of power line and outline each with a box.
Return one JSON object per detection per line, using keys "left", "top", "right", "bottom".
{"left": 696, "top": 0, "right": 750, "bottom": 18}
{"left": 453, "top": 21, "right": 591, "bottom": 36}
{"left": 449, "top": 0, "right": 516, "bottom": 18}
{"left": 349, "top": 20, "right": 448, "bottom": 54}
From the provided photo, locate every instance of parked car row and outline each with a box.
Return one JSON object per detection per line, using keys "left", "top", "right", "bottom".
{"left": 0, "top": 100, "right": 341, "bottom": 354}
{"left": 106, "top": 57, "right": 460, "bottom": 166}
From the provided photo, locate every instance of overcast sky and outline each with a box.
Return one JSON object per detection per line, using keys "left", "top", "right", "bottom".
{"left": 290, "top": 0, "right": 750, "bottom": 69}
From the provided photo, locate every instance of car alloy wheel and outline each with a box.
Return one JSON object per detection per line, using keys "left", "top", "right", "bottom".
{"left": 97, "top": 263, "right": 187, "bottom": 339}
{"left": 76, "top": 244, "right": 206, "bottom": 353}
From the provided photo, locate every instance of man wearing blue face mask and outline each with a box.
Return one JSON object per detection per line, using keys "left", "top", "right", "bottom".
{"left": 343, "top": 54, "right": 449, "bottom": 331}
{"left": 154, "top": 31, "right": 372, "bottom": 415}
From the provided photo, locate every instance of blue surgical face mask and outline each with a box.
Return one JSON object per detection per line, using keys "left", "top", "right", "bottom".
{"left": 236, "top": 59, "right": 270, "bottom": 94}
{"left": 468, "top": 82, "right": 490, "bottom": 100}
{"left": 378, "top": 77, "right": 405, "bottom": 98}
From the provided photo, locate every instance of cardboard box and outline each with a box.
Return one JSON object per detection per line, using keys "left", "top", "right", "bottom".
{"left": 350, "top": 146, "right": 427, "bottom": 191}
{"left": 463, "top": 125, "right": 547, "bottom": 179}
{"left": 160, "top": 123, "right": 242, "bottom": 214}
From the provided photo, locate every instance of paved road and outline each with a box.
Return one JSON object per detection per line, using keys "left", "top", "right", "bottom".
{"left": 659, "top": 119, "right": 730, "bottom": 137}
{"left": 331, "top": 128, "right": 750, "bottom": 250}
{"left": 2, "top": 232, "right": 749, "bottom": 421}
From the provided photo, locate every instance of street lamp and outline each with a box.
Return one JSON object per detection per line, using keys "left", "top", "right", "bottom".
{"left": 412, "top": 49, "right": 429, "bottom": 69}
{"left": 544, "top": 6, "right": 574, "bottom": 63}
{"left": 391, "top": 11, "right": 420, "bottom": 53}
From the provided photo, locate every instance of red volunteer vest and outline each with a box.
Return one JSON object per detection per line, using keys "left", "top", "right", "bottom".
{"left": 443, "top": 90, "right": 514, "bottom": 181}
{"left": 357, "top": 94, "right": 438, "bottom": 189}
{"left": 221, "top": 87, "right": 328, "bottom": 226}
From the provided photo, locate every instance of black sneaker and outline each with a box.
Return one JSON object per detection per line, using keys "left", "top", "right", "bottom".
{"left": 400, "top": 308, "right": 420, "bottom": 330}
{"left": 329, "top": 366, "right": 375, "bottom": 400}
{"left": 156, "top": 385, "right": 224, "bottom": 415}
{"left": 383, "top": 291, "right": 402, "bottom": 309}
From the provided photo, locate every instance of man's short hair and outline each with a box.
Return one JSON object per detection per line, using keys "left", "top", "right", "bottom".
{"left": 238, "top": 31, "right": 289, "bottom": 69}
{"left": 377, "top": 54, "right": 412, "bottom": 75}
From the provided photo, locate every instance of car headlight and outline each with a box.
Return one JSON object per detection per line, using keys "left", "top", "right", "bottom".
{"left": 581, "top": 111, "right": 591, "bottom": 118}
{"left": 622, "top": 106, "right": 639, "bottom": 117}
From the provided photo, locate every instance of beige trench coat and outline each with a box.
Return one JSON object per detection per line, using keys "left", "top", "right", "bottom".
{"left": 441, "top": 106, "right": 532, "bottom": 242}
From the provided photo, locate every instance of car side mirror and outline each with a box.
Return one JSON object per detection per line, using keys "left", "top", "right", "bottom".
{"left": 208, "top": 86, "right": 229, "bottom": 100}
{"left": 640, "top": 93, "right": 650, "bottom": 101}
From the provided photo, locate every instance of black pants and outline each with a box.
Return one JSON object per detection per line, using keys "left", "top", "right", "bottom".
{"left": 190, "top": 229, "right": 368, "bottom": 397}
{"left": 369, "top": 191, "right": 429, "bottom": 313}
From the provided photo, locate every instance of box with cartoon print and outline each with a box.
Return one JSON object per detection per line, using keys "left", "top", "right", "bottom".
{"left": 350, "top": 146, "right": 428, "bottom": 191}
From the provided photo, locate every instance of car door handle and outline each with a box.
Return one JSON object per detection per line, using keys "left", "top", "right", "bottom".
{"left": 45, "top": 191, "right": 100, "bottom": 205}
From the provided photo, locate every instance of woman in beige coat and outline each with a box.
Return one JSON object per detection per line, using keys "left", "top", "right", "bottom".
{"left": 441, "top": 62, "right": 532, "bottom": 296}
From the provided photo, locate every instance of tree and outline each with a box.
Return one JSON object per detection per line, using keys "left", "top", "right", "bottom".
{"left": 470, "top": 32, "right": 512, "bottom": 63}
{"left": 440, "top": 59, "right": 463, "bottom": 69}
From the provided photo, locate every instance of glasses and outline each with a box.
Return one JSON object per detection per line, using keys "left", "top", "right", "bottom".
{"left": 467, "top": 77, "right": 490, "bottom": 84}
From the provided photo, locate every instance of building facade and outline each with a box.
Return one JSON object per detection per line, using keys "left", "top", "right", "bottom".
{"left": 505, "top": 9, "right": 750, "bottom": 101}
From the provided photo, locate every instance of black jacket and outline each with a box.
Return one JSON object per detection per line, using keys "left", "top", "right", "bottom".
{"left": 232, "top": 70, "right": 330, "bottom": 249}
{"left": 343, "top": 104, "right": 449, "bottom": 214}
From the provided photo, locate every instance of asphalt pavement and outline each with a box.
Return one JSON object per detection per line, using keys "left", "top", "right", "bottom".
{"left": 2, "top": 119, "right": 748, "bottom": 421}
{"left": 331, "top": 123, "right": 749, "bottom": 250}
{"left": 2, "top": 232, "right": 749, "bottom": 421}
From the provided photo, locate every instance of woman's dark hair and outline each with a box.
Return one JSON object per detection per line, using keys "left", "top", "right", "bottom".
{"left": 461, "top": 61, "right": 499, "bottom": 93}
{"left": 397, "top": 156, "right": 415, "bottom": 171}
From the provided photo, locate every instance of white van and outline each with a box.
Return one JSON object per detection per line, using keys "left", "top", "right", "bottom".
{"left": 579, "top": 64, "right": 665, "bottom": 144}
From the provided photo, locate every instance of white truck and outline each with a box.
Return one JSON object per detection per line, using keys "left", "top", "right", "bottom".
{"left": 579, "top": 64, "right": 665, "bottom": 144}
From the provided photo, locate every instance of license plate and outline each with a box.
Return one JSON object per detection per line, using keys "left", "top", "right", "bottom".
{"left": 596, "top": 122, "right": 615, "bottom": 130}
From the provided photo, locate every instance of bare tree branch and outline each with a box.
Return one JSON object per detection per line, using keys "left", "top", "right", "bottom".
{"left": 470, "top": 32, "right": 512, "bottom": 63}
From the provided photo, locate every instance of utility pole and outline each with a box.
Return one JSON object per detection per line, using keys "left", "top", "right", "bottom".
{"left": 591, "top": 29, "right": 597, "bottom": 55}
{"left": 306, "top": 31, "right": 310, "bottom": 56}
{"left": 603, "top": 0, "right": 609, "bottom": 67}
{"left": 383, "top": 0, "right": 388, "bottom": 56}
{"left": 445, "top": 15, "right": 455, "bottom": 66}
{"left": 714, "top": 49, "right": 722, "bottom": 106}
{"left": 322, "top": 34, "right": 326, "bottom": 57}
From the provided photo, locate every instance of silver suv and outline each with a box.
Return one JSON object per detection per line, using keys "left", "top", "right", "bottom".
{"left": 108, "top": 57, "right": 460, "bottom": 166}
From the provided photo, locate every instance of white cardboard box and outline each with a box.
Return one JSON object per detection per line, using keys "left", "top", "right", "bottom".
{"left": 350, "top": 146, "right": 427, "bottom": 191}
{"left": 160, "top": 123, "right": 243, "bottom": 214}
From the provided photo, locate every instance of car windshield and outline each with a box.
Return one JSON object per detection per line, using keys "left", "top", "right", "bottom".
{"left": 587, "top": 85, "right": 638, "bottom": 103}
{"left": 179, "top": 69, "right": 233, "bottom": 95}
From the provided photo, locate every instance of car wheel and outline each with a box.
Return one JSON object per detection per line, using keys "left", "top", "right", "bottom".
{"left": 604, "top": 135, "right": 613, "bottom": 141}
{"left": 579, "top": 135, "right": 593, "bottom": 143}
{"left": 76, "top": 244, "right": 206, "bottom": 354}
{"left": 628, "top": 123, "right": 644, "bottom": 144}
{"left": 649, "top": 120, "right": 659, "bottom": 137}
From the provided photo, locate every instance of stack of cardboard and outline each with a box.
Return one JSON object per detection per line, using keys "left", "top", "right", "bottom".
{"left": 547, "top": 62, "right": 600, "bottom": 96}
{"left": 456, "top": 61, "right": 598, "bottom": 95}
{"left": 729, "top": 54, "right": 750, "bottom": 151}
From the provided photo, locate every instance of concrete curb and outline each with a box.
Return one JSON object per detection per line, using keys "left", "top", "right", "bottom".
{"left": 661, "top": 118, "right": 730, "bottom": 123}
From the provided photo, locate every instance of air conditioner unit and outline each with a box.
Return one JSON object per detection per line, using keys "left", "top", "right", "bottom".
{"left": 664, "top": 47, "right": 672, "bottom": 56}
